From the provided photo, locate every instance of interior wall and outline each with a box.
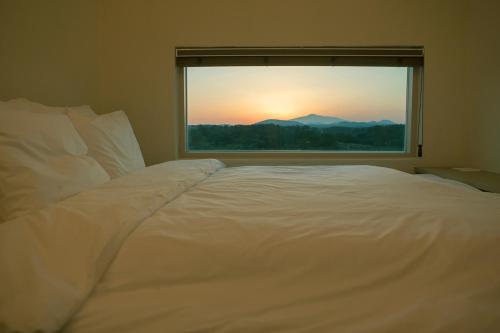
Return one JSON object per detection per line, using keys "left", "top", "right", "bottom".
{"left": 0, "top": 0, "right": 101, "bottom": 107}
{"left": 465, "top": 1, "right": 500, "bottom": 173}
{"left": 1, "top": 0, "right": 492, "bottom": 173}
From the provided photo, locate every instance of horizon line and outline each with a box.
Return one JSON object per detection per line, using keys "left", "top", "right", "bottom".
{"left": 189, "top": 113, "right": 403, "bottom": 126}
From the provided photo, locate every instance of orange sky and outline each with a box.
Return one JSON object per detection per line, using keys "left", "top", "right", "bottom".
{"left": 187, "top": 66, "right": 408, "bottom": 125}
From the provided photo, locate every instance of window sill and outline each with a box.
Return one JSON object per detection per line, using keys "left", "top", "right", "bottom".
{"left": 179, "top": 151, "right": 416, "bottom": 160}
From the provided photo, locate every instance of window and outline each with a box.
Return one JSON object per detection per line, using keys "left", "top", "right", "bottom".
{"left": 176, "top": 47, "right": 424, "bottom": 158}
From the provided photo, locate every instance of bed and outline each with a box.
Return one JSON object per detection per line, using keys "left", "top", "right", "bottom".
{"left": 1, "top": 99, "right": 500, "bottom": 332}
{"left": 2, "top": 159, "right": 500, "bottom": 333}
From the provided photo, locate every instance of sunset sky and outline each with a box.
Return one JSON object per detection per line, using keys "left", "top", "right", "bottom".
{"left": 187, "top": 66, "right": 408, "bottom": 125}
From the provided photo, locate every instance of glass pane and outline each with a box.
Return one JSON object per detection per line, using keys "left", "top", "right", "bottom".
{"left": 186, "top": 66, "right": 408, "bottom": 152}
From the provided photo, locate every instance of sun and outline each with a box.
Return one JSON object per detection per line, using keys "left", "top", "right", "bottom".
{"left": 256, "top": 92, "right": 299, "bottom": 120}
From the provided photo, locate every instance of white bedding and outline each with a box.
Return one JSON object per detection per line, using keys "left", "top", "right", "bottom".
{"left": 1, "top": 161, "right": 500, "bottom": 333}
{"left": 0, "top": 110, "right": 110, "bottom": 221}
{"left": 0, "top": 159, "right": 223, "bottom": 332}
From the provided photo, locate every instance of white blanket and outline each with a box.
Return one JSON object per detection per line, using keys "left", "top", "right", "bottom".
{"left": 0, "top": 159, "right": 224, "bottom": 333}
{"left": 2, "top": 162, "right": 500, "bottom": 333}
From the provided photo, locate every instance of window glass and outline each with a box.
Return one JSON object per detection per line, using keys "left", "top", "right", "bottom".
{"left": 186, "top": 66, "right": 410, "bottom": 152}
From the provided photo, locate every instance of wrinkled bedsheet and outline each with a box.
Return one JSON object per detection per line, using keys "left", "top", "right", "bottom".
{"left": 2, "top": 161, "right": 500, "bottom": 333}
{"left": 0, "top": 159, "right": 223, "bottom": 333}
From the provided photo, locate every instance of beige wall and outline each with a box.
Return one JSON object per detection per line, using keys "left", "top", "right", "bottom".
{"left": 0, "top": 0, "right": 497, "bottom": 172}
{"left": 465, "top": 1, "right": 500, "bottom": 173}
{"left": 0, "top": 1, "right": 101, "bottom": 107}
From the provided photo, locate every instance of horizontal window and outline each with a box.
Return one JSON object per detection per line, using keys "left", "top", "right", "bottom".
{"left": 176, "top": 47, "right": 423, "bottom": 157}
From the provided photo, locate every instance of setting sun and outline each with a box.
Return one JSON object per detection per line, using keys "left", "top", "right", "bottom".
{"left": 255, "top": 92, "right": 303, "bottom": 120}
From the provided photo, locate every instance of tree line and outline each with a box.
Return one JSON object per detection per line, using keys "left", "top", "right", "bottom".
{"left": 188, "top": 124, "right": 405, "bottom": 151}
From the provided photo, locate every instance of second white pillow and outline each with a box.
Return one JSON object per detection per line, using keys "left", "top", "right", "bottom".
{"left": 4, "top": 98, "right": 97, "bottom": 117}
{"left": 68, "top": 110, "right": 146, "bottom": 178}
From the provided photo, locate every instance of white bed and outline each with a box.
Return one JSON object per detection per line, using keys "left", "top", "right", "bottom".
{"left": 1, "top": 160, "right": 500, "bottom": 333}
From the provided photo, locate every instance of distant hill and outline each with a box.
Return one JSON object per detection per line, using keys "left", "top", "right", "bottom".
{"left": 332, "top": 120, "right": 396, "bottom": 128}
{"left": 374, "top": 119, "right": 395, "bottom": 125}
{"left": 290, "top": 114, "right": 345, "bottom": 125}
{"left": 253, "top": 114, "right": 396, "bottom": 128}
{"left": 255, "top": 119, "right": 305, "bottom": 126}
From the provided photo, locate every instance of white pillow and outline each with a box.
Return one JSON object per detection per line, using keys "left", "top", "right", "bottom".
{"left": 67, "top": 110, "right": 146, "bottom": 178}
{"left": 0, "top": 110, "right": 110, "bottom": 222}
{"left": 2, "top": 98, "right": 97, "bottom": 117}
{"left": 1, "top": 98, "right": 65, "bottom": 114}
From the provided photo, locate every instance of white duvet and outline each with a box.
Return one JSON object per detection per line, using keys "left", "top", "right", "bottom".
{"left": 1, "top": 160, "right": 500, "bottom": 333}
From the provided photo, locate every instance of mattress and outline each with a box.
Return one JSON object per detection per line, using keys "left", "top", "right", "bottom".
{"left": 2, "top": 160, "right": 500, "bottom": 333}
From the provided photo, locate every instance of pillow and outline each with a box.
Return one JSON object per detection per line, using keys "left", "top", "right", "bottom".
{"left": 67, "top": 105, "right": 97, "bottom": 117}
{"left": 1, "top": 98, "right": 97, "bottom": 117}
{"left": 0, "top": 110, "right": 110, "bottom": 222}
{"left": 67, "top": 110, "right": 146, "bottom": 178}
{"left": 0, "top": 98, "right": 63, "bottom": 114}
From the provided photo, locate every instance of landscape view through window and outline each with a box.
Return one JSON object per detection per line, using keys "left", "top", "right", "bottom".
{"left": 186, "top": 66, "right": 409, "bottom": 152}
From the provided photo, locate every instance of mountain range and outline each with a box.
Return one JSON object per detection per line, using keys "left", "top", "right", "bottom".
{"left": 254, "top": 114, "right": 396, "bottom": 128}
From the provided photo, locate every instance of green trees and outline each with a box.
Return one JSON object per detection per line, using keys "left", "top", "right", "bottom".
{"left": 188, "top": 124, "right": 405, "bottom": 151}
